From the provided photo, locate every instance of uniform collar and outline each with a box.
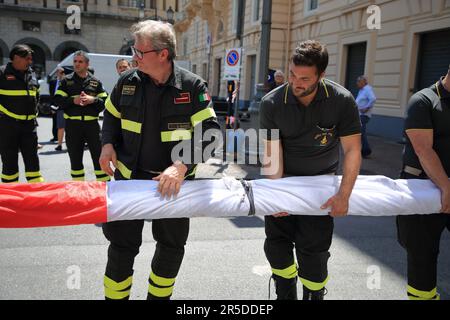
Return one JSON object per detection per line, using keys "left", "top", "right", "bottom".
{"left": 436, "top": 77, "right": 450, "bottom": 99}
{"left": 284, "top": 79, "right": 330, "bottom": 105}
{"left": 5, "top": 62, "right": 31, "bottom": 77}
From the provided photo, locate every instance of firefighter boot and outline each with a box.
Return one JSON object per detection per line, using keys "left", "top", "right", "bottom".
{"left": 302, "top": 285, "right": 327, "bottom": 300}
{"left": 272, "top": 275, "right": 298, "bottom": 300}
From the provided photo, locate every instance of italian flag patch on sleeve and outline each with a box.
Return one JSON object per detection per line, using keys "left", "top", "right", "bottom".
{"left": 199, "top": 92, "right": 211, "bottom": 102}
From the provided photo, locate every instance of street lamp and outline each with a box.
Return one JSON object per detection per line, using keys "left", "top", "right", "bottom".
{"left": 166, "top": 6, "right": 174, "bottom": 24}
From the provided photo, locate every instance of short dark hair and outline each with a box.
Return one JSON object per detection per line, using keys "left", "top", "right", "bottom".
{"left": 116, "top": 58, "right": 131, "bottom": 68}
{"left": 291, "top": 40, "right": 329, "bottom": 75}
{"left": 73, "top": 50, "right": 89, "bottom": 63}
{"left": 9, "top": 44, "right": 33, "bottom": 60}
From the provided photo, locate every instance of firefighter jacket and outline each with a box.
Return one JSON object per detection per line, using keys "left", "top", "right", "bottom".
{"left": 102, "top": 65, "right": 220, "bottom": 180}
{"left": 54, "top": 72, "right": 107, "bottom": 121}
{"left": 0, "top": 63, "right": 39, "bottom": 121}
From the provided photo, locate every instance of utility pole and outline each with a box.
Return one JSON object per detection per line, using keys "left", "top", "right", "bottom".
{"left": 233, "top": 0, "right": 246, "bottom": 129}
{"left": 249, "top": 0, "right": 272, "bottom": 116}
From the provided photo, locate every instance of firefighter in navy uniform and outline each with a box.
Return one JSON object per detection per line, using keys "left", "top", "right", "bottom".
{"left": 260, "top": 41, "right": 362, "bottom": 300}
{"left": 397, "top": 66, "right": 450, "bottom": 300}
{"left": 99, "top": 20, "right": 220, "bottom": 300}
{"left": 54, "top": 51, "right": 109, "bottom": 182}
{"left": 0, "top": 44, "right": 44, "bottom": 183}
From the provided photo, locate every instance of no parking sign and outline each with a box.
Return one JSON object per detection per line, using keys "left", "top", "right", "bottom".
{"left": 223, "top": 48, "right": 242, "bottom": 81}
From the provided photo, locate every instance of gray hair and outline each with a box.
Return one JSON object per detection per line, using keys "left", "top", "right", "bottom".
{"left": 357, "top": 75, "right": 368, "bottom": 83}
{"left": 73, "top": 51, "right": 89, "bottom": 63}
{"left": 274, "top": 70, "right": 284, "bottom": 77}
{"left": 130, "top": 20, "right": 177, "bottom": 61}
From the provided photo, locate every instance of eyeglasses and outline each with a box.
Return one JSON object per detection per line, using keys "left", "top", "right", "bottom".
{"left": 131, "top": 46, "right": 162, "bottom": 60}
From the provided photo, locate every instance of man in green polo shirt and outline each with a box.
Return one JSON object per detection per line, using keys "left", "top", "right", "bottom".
{"left": 260, "top": 40, "right": 362, "bottom": 300}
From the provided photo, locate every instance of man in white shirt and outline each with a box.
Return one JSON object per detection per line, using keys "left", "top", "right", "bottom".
{"left": 356, "top": 75, "right": 376, "bottom": 158}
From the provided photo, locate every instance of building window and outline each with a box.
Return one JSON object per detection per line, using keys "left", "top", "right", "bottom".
{"left": 22, "top": 21, "right": 41, "bottom": 32}
{"left": 252, "top": 0, "right": 260, "bottom": 22}
{"left": 305, "top": 0, "right": 319, "bottom": 15}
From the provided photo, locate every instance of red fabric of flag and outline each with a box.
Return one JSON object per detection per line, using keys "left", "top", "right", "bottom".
{"left": 0, "top": 182, "right": 107, "bottom": 228}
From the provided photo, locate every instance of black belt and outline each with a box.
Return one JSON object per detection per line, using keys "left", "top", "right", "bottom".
{"left": 240, "top": 179, "right": 255, "bottom": 216}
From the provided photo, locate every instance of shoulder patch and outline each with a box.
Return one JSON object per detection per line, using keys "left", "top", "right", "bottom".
{"left": 122, "top": 85, "right": 136, "bottom": 95}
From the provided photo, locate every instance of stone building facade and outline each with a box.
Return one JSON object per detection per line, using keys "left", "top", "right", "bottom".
{"left": 0, "top": 0, "right": 179, "bottom": 77}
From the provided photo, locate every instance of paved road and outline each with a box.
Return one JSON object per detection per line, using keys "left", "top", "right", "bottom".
{"left": 0, "top": 116, "right": 448, "bottom": 300}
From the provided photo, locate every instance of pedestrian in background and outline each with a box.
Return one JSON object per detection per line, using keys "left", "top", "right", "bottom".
{"left": 355, "top": 75, "right": 376, "bottom": 158}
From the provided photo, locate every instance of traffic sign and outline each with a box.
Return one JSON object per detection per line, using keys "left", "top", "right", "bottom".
{"left": 223, "top": 48, "right": 242, "bottom": 81}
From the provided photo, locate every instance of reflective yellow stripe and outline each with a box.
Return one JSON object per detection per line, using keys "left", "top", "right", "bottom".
{"left": 97, "top": 92, "right": 108, "bottom": 98}
{"left": 0, "top": 89, "right": 37, "bottom": 96}
{"left": 71, "top": 169, "right": 85, "bottom": 176}
{"left": 105, "top": 96, "right": 121, "bottom": 119}
{"left": 150, "top": 272, "right": 176, "bottom": 287}
{"left": 284, "top": 85, "right": 289, "bottom": 104}
{"left": 117, "top": 160, "right": 132, "bottom": 179}
{"left": 2, "top": 172, "right": 19, "bottom": 180}
{"left": 28, "top": 177, "right": 45, "bottom": 183}
{"left": 64, "top": 114, "right": 99, "bottom": 121}
{"left": 104, "top": 287, "right": 131, "bottom": 300}
{"left": 148, "top": 284, "right": 174, "bottom": 298}
{"left": 161, "top": 130, "right": 192, "bottom": 142}
{"left": 25, "top": 171, "right": 42, "bottom": 178}
{"left": 299, "top": 276, "right": 329, "bottom": 291}
{"left": 96, "top": 176, "right": 111, "bottom": 182}
{"left": 55, "top": 90, "right": 69, "bottom": 97}
{"left": 94, "top": 170, "right": 107, "bottom": 175}
{"left": 407, "top": 286, "right": 437, "bottom": 300}
{"left": 321, "top": 79, "right": 330, "bottom": 98}
{"left": 408, "top": 294, "right": 440, "bottom": 300}
{"left": 272, "top": 263, "right": 298, "bottom": 279}
{"left": 72, "top": 177, "right": 85, "bottom": 181}
{"left": 0, "top": 103, "right": 36, "bottom": 120}
{"left": 191, "top": 107, "right": 216, "bottom": 127}
{"left": 104, "top": 275, "right": 132, "bottom": 291}
{"left": 121, "top": 119, "right": 142, "bottom": 134}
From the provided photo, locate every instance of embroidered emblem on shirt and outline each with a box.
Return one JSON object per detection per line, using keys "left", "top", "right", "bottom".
{"left": 89, "top": 80, "right": 98, "bottom": 88}
{"left": 6, "top": 75, "right": 16, "bottom": 81}
{"left": 174, "top": 92, "right": 191, "bottom": 104}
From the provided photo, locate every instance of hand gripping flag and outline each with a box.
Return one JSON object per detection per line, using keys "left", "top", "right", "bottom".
{"left": 0, "top": 175, "right": 443, "bottom": 228}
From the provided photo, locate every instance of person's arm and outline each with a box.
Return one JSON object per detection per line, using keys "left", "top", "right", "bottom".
{"left": 321, "top": 134, "right": 361, "bottom": 217}
{"left": 53, "top": 79, "right": 74, "bottom": 110}
{"left": 262, "top": 139, "right": 283, "bottom": 179}
{"left": 406, "top": 130, "right": 450, "bottom": 213}
{"left": 99, "top": 83, "right": 122, "bottom": 176}
{"left": 321, "top": 94, "right": 362, "bottom": 217}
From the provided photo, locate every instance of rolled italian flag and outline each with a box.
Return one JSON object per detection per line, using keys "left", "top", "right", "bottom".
{"left": 0, "top": 176, "right": 443, "bottom": 229}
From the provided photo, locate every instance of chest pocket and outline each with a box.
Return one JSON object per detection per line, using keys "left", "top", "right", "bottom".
{"left": 160, "top": 94, "right": 193, "bottom": 143}
{"left": 119, "top": 92, "right": 143, "bottom": 135}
